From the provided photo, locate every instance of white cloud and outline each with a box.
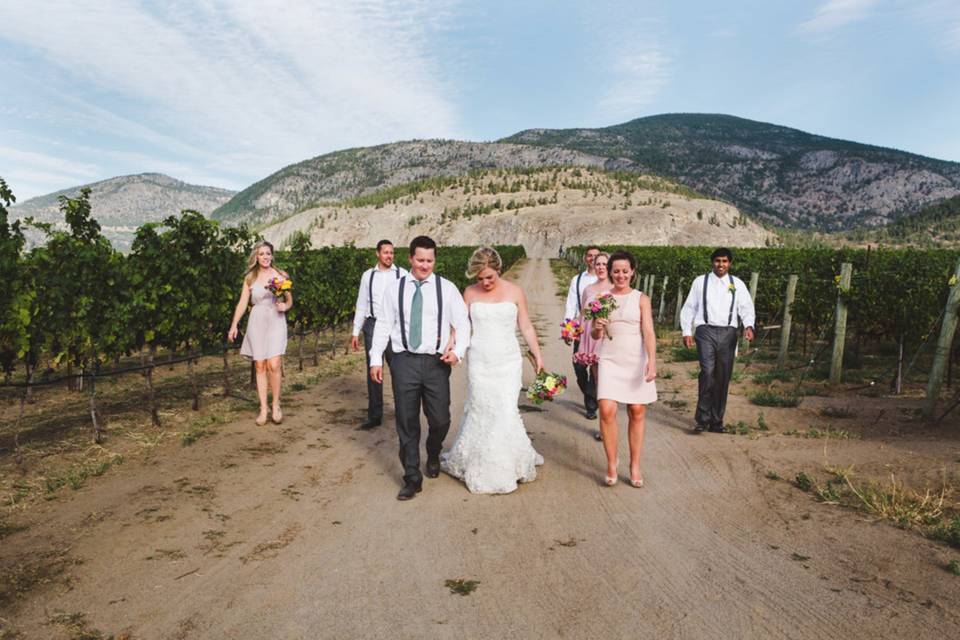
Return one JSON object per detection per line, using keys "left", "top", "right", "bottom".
{"left": 799, "top": 0, "right": 881, "bottom": 33}
{"left": 597, "top": 49, "right": 671, "bottom": 120}
{"left": 907, "top": 0, "right": 960, "bottom": 52}
{"left": 0, "top": 0, "right": 464, "bottom": 195}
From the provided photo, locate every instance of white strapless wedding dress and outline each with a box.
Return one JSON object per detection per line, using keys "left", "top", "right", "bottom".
{"left": 440, "top": 302, "right": 543, "bottom": 494}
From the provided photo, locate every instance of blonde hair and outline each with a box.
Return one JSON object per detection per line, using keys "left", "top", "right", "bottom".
{"left": 465, "top": 246, "right": 503, "bottom": 279}
{"left": 244, "top": 241, "right": 277, "bottom": 286}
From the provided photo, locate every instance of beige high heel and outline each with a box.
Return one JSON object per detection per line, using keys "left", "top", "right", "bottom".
{"left": 603, "top": 467, "right": 618, "bottom": 487}
{"left": 256, "top": 411, "right": 268, "bottom": 426}
{"left": 271, "top": 408, "right": 283, "bottom": 424}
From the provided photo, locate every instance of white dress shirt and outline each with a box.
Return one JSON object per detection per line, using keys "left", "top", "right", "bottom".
{"left": 680, "top": 272, "right": 756, "bottom": 337}
{"left": 352, "top": 264, "right": 408, "bottom": 336}
{"left": 369, "top": 273, "right": 471, "bottom": 366}
{"left": 564, "top": 271, "right": 598, "bottom": 320}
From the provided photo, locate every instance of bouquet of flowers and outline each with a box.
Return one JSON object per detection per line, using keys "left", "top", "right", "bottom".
{"left": 526, "top": 370, "right": 568, "bottom": 405}
{"left": 583, "top": 292, "right": 618, "bottom": 339}
{"left": 266, "top": 275, "right": 293, "bottom": 300}
{"left": 524, "top": 350, "right": 567, "bottom": 405}
{"left": 560, "top": 318, "right": 584, "bottom": 343}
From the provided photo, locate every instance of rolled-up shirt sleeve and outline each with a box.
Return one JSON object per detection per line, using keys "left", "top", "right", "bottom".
{"left": 352, "top": 270, "right": 370, "bottom": 337}
{"left": 369, "top": 280, "right": 396, "bottom": 367}
{"left": 737, "top": 278, "right": 756, "bottom": 330}
{"left": 680, "top": 276, "right": 702, "bottom": 337}
{"left": 564, "top": 275, "right": 580, "bottom": 320}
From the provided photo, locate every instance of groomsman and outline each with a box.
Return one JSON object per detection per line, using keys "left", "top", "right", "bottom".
{"left": 351, "top": 239, "right": 408, "bottom": 430}
{"left": 369, "top": 236, "right": 471, "bottom": 500}
{"left": 680, "top": 248, "right": 755, "bottom": 433}
{"left": 564, "top": 245, "right": 600, "bottom": 419}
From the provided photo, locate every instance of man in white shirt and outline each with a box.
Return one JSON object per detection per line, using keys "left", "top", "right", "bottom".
{"left": 351, "top": 240, "right": 408, "bottom": 430}
{"left": 370, "top": 236, "right": 471, "bottom": 500}
{"left": 680, "top": 248, "right": 756, "bottom": 433}
{"left": 564, "top": 245, "right": 600, "bottom": 419}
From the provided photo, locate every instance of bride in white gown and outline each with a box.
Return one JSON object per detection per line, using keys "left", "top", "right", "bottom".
{"left": 441, "top": 247, "right": 546, "bottom": 494}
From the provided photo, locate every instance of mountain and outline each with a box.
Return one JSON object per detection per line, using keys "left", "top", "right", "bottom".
{"left": 501, "top": 114, "right": 960, "bottom": 231}
{"left": 211, "top": 140, "right": 629, "bottom": 227}
{"left": 13, "top": 173, "right": 236, "bottom": 250}
{"left": 835, "top": 194, "right": 960, "bottom": 247}
{"left": 260, "top": 167, "right": 776, "bottom": 256}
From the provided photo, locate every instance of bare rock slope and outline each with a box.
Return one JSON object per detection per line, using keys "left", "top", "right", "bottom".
{"left": 12, "top": 173, "right": 235, "bottom": 250}
{"left": 212, "top": 140, "right": 629, "bottom": 227}
{"left": 262, "top": 168, "right": 775, "bottom": 256}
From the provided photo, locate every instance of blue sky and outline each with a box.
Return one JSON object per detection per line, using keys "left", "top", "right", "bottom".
{"left": 1, "top": 0, "right": 958, "bottom": 200}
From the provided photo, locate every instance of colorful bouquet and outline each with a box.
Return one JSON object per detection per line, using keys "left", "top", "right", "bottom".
{"left": 583, "top": 292, "right": 618, "bottom": 339}
{"left": 266, "top": 275, "right": 293, "bottom": 300}
{"left": 526, "top": 370, "right": 568, "bottom": 405}
{"left": 560, "top": 318, "right": 584, "bottom": 343}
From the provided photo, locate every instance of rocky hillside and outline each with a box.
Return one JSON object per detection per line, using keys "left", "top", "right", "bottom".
{"left": 834, "top": 194, "right": 960, "bottom": 247}
{"left": 502, "top": 114, "right": 960, "bottom": 231}
{"left": 211, "top": 140, "right": 629, "bottom": 227}
{"left": 13, "top": 173, "right": 235, "bottom": 250}
{"left": 261, "top": 167, "right": 775, "bottom": 256}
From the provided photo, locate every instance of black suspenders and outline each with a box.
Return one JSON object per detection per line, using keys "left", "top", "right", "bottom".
{"left": 368, "top": 266, "right": 402, "bottom": 319}
{"left": 702, "top": 273, "right": 737, "bottom": 326}
{"left": 398, "top": 276, "right": 444, "bottom": 352}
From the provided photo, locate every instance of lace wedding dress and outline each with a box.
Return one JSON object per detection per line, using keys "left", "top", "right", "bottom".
{"left": 440, "top": 302, "right": 543, "bottom": 494}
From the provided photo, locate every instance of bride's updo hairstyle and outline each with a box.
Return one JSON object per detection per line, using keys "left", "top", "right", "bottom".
{"left": 465, "top": 246, "right": 503, "bottom": 279}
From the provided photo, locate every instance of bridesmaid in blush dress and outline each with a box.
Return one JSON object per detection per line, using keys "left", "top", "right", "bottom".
{"left": 592, "top": 251, "right": 657, "bottom": 488}
{"left": 228, "top": 241, "right": 292, "bottom": 426}
{"left": 575, "top": 252, "right": 612, "bottom": 441}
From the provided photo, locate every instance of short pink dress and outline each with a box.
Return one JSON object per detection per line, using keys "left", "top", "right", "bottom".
{"left": 597, "top": 290, "right": 657, "bottom": 405}
{"left": 573, "top": 295, "right": 602, "bottom": 366}
{"left": 241, "top": 283, "right": 288, "bottom": 361}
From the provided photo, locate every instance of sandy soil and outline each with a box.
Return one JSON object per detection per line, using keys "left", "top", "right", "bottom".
{"left": 2, "top": 259, "right": 959, "bottom": 639}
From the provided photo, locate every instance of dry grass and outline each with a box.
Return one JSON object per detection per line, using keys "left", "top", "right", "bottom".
{"left": 842, "top": 473, "right": 947, "bottom": 528}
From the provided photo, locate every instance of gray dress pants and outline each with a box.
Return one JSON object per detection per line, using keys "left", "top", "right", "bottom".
{"left": 362, "top": 317, "right": 391, "bottom": 422}
{"left": 389, "top": 351, "right": 452, "bottom": 485}
{"left": 694, "top": 325, "right": 738, "bottom": 427}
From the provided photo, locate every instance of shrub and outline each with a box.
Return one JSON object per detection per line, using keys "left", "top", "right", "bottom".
{"left": 749, "top": 390, "right": 802, "bottom": 407}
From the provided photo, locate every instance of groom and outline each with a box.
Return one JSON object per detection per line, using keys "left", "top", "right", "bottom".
{"left": 369, "top": 236, "right": 471, "bottom": 500}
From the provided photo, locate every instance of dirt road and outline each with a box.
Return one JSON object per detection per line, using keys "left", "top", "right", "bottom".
{"left": 6, "top": 259, "right": 959, "bottom": 639}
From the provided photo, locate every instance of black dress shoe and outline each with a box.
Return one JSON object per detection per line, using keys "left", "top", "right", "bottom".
{"left": 397, "top": 482, "right": 422, "bottom": 500}
{"left": 586, "top": 410, "right": 598, "bottom": 420}
{"left": 425, "top": 457, "right": 440, "bottom": 478}
{"left": 694, "top": 423, "right": 706, "bottom": 433}
{"left": 593, "top": 431, "right": 603, "bottom": 441}
{"left": 708, "top": 423, "right": 727, "bottom": 433}
{"left": 358, "top": 419, "right": 381, "bottom": 430}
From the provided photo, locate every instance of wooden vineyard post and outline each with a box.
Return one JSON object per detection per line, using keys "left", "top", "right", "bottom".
{"left": 777, "top": 275, "right": 798, "bottom": 369}
{"left": 648, "top": 276, "right": 656, "bottom": 301}
{"left": 923, "top": 258, "right": 960, "bottom": 418}
{"left": 741, "top": 271, "right": 760, "bottom": 352}
{"left": 829, "top": 263, "right": 853, "bottom": 384}
{"left": 657, "top": 276, "right": 669, "bottom": 323}
{"left": 748, "top": 272, "right": 759, "bottom": 306}
{"left": 675, "top": 279, "right": 685, "bottom": 330}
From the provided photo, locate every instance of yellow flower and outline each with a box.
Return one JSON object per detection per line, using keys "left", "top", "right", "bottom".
{"left": 544, "top": 378, "right": 556, "bottom": 391}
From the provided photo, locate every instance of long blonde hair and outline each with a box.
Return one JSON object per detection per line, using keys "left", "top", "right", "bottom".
{"left": 465, "top": 246, "right": 503, "bottom": 279}
{"left": 244, "top": 241, "right": 278, "bottom": 286}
